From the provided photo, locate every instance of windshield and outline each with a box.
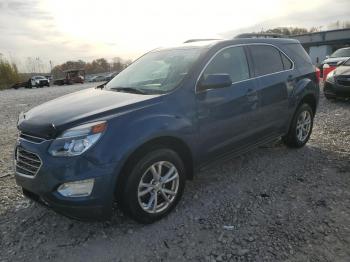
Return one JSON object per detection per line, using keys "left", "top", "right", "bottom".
{"left": 330, "top": 48, "right": 350, "bottom": 58}
{"left": 106, "top": 48, "right": 202, "bottom": 94}
{"left": 344, "top": 59, "right": 350, "bottom": 66}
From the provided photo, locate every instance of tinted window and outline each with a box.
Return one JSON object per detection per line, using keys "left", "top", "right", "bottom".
{"left": 283, "top": 43, "right": 312, "bottom": 66}
{"left": 203, "top": 46, "right": 250, "bottom": 83}
{"left": 281, "top": 52, "right": 293, "bottom": 70}
{"left": 249, "top": 45, "right": 284, "bottom": 76}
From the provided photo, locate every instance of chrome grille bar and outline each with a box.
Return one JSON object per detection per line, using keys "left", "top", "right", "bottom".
{"left": 15, "top": 147, "right": 42, "bottom": 177}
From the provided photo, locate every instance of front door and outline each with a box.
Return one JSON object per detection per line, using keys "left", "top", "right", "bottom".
{"left": 196, "top": 46, "right": 260, "bottom": 162}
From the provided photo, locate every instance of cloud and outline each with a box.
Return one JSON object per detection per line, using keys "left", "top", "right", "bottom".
{"left": 3, "top": 0, "right": 53, "bottom": 20}
{"left": 0, "top": 0, "right": 349, "bottom": 72}
{"left": 221, "top": 1, "right": 350, "bottom": 38}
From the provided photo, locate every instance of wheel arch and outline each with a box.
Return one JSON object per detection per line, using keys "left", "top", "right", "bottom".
{"left": 299, "top": 93, "right": 317, "bottom": 115}
{"left": 114, "top": 136, "right": 194, "bottom": 199}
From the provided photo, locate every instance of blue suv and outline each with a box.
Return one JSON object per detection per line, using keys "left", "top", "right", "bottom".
{"left": 15, "top": 38, "right": 319, "bottom": 223}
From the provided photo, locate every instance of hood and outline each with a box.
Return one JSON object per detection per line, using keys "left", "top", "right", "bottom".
{"left": 18, "top": 88, "right": 161, "bottom": 138}
{"left": 334, "top": 66, "right": 350, "bottom": 76}
{"left": 323, "top": 57, "right": 350, "bottom": 65}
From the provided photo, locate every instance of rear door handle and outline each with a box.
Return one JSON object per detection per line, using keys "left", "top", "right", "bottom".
{"left": 246, "top": 88, "right": 258, "bottom": 102}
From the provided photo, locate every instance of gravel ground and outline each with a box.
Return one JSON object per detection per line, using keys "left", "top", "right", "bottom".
{"left": 0, "top": 84, "right": 349, "bottom": 262}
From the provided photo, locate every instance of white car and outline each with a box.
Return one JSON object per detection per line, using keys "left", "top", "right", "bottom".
{"left": 29, "top": 76, "right": 50, "bottom": 88}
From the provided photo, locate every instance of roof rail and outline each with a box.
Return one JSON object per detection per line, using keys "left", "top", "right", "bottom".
{"left": 183, "top": 38, "right": 220, "bottom": 43}
{"left": 234, "top": 33, "right": 284, "bottom": 39}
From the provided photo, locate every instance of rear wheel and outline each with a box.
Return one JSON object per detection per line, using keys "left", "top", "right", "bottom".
{"left": 118, "top": 148, "right": 186, "bottom": 224}
{"left": 324, "top": 93, "right": 336, "bottom": 100}
{"left": 283, "top": 103, "right": 314, "bottom": 148}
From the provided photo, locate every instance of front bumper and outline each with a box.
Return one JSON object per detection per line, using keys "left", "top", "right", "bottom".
{"left": 324, "top": 81, "right": 350, "bottom": 98}
{"left": 36, "top": 80, "right": 49, "bottom": 86}
{"left": 14, "top": 138, "right": 118, "bottom": 221}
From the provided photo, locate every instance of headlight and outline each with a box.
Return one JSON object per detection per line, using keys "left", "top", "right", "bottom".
{"left": 48, "top": 121, "right": 107, "bottom": 157}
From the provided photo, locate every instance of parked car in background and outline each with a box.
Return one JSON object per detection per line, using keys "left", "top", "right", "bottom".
{"left": 324, "top": 58, "right": 350, "bottom": 99}
{"left": 11, "top": 75, "right": 51, "bottom": 89}
{"left": 53, "top": 69, "right": 85, "bottom": 86}
{"left": 88, "top": 75, "right": 107, "bottom": 82}
{"left": 28, "top": 76, "right": 50, "bottom": 88}
{"left": 105, "top": 72, "right": 119, "bottom": 81}
{"left": 15, "top": 38, "right": 319, "bottom": 223}
{"left": 320, "top": 47, "right": 350, "bottom": 79}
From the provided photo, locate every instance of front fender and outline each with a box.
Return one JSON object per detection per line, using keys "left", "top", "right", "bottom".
{"left": 120, "top": 113, "right": 196, "bottom": 159}
{"left": 85, "top": 105, "right": 197, "bottom": 167}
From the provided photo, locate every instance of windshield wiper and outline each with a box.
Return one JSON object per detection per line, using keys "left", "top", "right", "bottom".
{"left": 96, "top": 82, "right": 107, "bottom": 89}
{"left": 110, "top": 87, "right": 146, "bottom": 94}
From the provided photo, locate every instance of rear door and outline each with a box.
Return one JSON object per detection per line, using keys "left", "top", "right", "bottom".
{"left": 196, "top": 46, "right": 260, "bottom": 162}
{"left": 247, "top": 44, "right": 294, "bottom": 136}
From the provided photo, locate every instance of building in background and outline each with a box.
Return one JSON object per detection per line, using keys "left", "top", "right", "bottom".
{"left": 291, "top": 28, "right": 350, "bottom": 65}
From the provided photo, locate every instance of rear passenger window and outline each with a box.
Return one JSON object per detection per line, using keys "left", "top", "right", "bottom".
{"left": 280, "top": 52, "right": 293, "bottom": 70}
{"left": 203, "top": 46, "right": 250, "bottom": 83}
{"left": 249, "top": 45, "right": 285, "bottom": 76}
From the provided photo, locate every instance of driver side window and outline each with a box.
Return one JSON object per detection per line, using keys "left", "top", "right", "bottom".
{"left": 203, "top": 46, "right": 250, "bottom": 84}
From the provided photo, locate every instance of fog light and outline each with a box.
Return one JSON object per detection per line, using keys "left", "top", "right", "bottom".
{"left": 57, "top": 179, "right": 94, "bottom": 197}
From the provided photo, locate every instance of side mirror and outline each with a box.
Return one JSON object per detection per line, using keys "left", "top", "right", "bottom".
{"left": 198, "top": 74, "right": 232, "bottom": 91}
{"left": 325, "top": 55, "right": 329, "bottom": 59}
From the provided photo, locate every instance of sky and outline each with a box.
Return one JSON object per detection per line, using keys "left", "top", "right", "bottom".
{"left": 0, "top": 0, "right": 349, "bottom": 72}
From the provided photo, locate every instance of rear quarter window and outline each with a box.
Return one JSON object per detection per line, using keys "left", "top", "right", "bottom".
{"left": 282, "top": 43, "right": 312, "bottom": 66}
{"left": 248, "top": 45, "right": 285, "bottom": 77}
{"left": 281, "top": 53, "right": 293, "bottom": 70}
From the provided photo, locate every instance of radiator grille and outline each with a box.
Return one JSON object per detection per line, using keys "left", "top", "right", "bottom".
{"left": 15, "top": 147, "right": 42, "bottom": 177}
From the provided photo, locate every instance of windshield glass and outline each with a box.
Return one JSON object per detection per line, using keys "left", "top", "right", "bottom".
{"left": 344, "top": 59, "right": 350, "bottom": 66}
{"left": 106, "top": 48, "right": 202, "bottom": 94}
{"left": 330, "top": 48, "right": 350, "bottom": 58}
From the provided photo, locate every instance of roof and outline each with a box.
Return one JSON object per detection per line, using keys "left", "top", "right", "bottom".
{"left": 155, "top": 38, "right": 300, "bottom": 52}
{"left": 235, "top": 33, "right": 284, "bottom": 39}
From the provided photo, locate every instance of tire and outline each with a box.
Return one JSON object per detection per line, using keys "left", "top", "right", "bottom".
{"left": 324, "top": 93, "right": 334, "bottom": 100}
{"left": 118, "top": 148, "right": 186, "bottom": 224}
{"left": 283, "top": 103, "right": 314, "bottom": 148}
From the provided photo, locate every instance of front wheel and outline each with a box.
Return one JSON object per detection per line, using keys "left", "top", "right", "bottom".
{"left": 283, "top": 103, "right": 314, "bottom": 148}
{"left": 118, "top": 148, "right": 186, "bottom": 224}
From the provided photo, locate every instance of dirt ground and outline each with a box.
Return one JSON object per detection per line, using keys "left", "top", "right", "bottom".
{"left": 0, "top": 84, "right": 349, "bottom": 262}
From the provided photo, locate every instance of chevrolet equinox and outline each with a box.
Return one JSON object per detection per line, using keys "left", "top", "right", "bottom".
{"left": 15, "top": 38, "right": 319, "bottom": 223}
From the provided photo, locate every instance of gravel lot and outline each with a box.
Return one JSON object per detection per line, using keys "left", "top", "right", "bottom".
{"left": 0, "top": 83, "right": 349, "bottom": 262}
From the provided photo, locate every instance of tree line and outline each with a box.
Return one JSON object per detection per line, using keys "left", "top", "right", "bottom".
{"left": 260, "top": 20, "right": 350, "bottom": 36}
{"left": 51, "top": 57, "right": 132, "bottom": 78}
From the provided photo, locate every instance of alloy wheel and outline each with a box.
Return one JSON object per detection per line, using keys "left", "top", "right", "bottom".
{"left": 296, "top": 110, "right": 312, "bottom": 142}
{"left": 137, "top": 161, "right": 179, "bottom": 214}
